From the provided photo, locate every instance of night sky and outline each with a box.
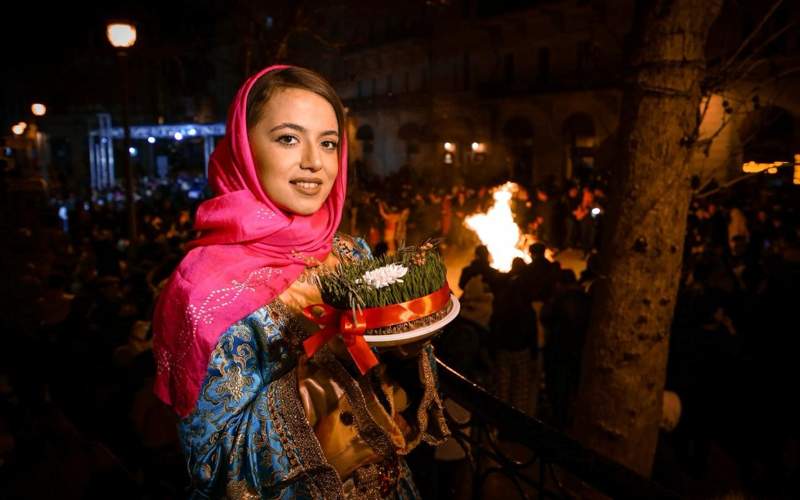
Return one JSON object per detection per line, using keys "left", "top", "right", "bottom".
{"left": 1, "top": 0, "right": 226, "bottom": 125}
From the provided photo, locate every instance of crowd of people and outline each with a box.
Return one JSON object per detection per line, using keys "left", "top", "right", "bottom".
{"left": 0, "top": 175, "right": 204, "bottom": 498}
{"left": 341, "top": 175, "right": 608, "bottom": 259}
{"left": 435, "top": 177, "right": 799, "bottom": 498}
{"left": 0, "top": 169, "right": 797, "bottom": 498}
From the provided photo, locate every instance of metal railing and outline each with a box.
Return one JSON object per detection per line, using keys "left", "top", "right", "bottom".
{"left": 435, "top": 358, "right": 680, "bottom": 500}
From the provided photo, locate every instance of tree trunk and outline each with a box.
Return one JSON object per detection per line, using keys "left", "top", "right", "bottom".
{"left": 571, "top": 0, "right": 723, "bottom": 476}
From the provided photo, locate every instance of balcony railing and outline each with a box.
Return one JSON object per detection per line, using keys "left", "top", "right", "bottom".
{"left": 435, "top": 358, "right": 680, "bottom": 499}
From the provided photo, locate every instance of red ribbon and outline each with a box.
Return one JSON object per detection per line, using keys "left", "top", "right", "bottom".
{"left": 302, "top": 283, "right": 451, "bottom": 374}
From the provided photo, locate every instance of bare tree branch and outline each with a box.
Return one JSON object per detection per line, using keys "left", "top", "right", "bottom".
{"left": 694, "top": 162, "right": 793, "bottom": 198}
{"left": 719, "top": 21, "right": 797, "bottom": 83}
{"left": 717, "top": 0, "right": 785, "bottom": 73}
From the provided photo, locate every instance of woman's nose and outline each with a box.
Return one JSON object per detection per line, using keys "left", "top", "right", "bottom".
{"left": 301, "top": 142, "right": 323, "bottom": 171}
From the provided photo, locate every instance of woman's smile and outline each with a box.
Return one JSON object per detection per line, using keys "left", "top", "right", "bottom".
{"left": 290, "top": 176, "right": 324, "bottom": 195}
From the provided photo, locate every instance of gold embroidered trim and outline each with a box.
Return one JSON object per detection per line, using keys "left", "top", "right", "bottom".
{"left": 269, "top": 369, "right": 343, "bottom": 499}
{"left": 416, "top": 345, "right": 451, "bottom": 448}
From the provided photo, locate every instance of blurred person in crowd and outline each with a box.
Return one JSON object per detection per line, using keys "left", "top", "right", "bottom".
{"left": 519, "top": 243, "right": 558, "bottom": 302}
{"left": 459, "top": 244, "right": 500, "bottom": 293}
{"left": 490, "top": 260, "right": 539, "bottom": 416}
{"left": 541, "top": 269, "right": 590, "bottom": 429}
{"left": 532, "top": 185, "right": 558, "bottom": 248}
{"left": 379, "top": 200, "right": 406, "bottom": 253}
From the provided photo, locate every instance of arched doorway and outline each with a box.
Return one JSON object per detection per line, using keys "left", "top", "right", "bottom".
{"left": 356, "top": 124, "right": 375, "bottom": 153}
{"left": 397, "top": 122, "right": 422, "bottom": 162}
{"left": 562, "top": 113, "right": 596, "bottom": 182}
{"left": 354, "top": 124, "right": 376, "bottom": 185}
{"left": 740, "top": 106, "right": 795, "bottom": 163}
{"left": 503, "top": 116, "right": 534, "bottom": 188}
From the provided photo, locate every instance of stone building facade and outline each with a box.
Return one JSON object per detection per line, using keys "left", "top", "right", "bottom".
{"left": 305, "top": 0, "right": 800, "bottom": 190}
{"left": 322, "top": 0, "right": 633, "bottom": 189}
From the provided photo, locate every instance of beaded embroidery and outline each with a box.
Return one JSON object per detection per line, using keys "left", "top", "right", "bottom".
{"left": 157, "top": 266, "right": 283, "bottom": 378}
{"left": 255, "top": 207, "right": 276, "bottom": 220}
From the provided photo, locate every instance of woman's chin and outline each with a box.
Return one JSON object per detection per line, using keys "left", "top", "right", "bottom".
{"left": 280, "top": 199, "right": 325, "bottom": 216}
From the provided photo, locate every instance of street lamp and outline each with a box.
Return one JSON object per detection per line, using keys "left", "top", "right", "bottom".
{"left": 106, "top": 20, "right": 138, "bottom": 243}
{"left": 31, "top": 103, "right": 47, "bottom": 116}
{"left": 106, "top": 23, "right": 137, "bottom": 48}
{"left": 11, "top": 122, "right": 27, "bottom": 135}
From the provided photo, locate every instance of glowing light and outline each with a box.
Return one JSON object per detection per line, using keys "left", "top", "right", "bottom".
{"left": 187, "top": 127, "right": 197, "bottom": 136}
{"left": 174, "top": 132, "right": 184, "bottom": 141}
{"left": 443, "top": 142, "right": 456, "bottom": 152}
{"left": 147, "top": 136, "right": 156, "bottom": 144}
{"left": 591, "top": 207, "right": 601, "bottom": 217}
{"left": 767, "top": 167, "right": 778, "bottom": 174}
{"left": 106, "top": 23, "right": 137, "bottom": 48}
{"left": 470, "top": 142, "right": 486, "bottom": 153}
{"left": 794, "top": 164, "right": 800, "bottom": 185}
{"left": 11, "top": 122, "right": 27, "bottom": 135}
{"left": 31, "top": 103, "right": 46, "bottom": 116}
{"left": 464, "top": 182, "right": 532, "bottom": 272}
{"left": 742, "top": 160, "right": 787, "bottom": 173}
{"left": 129, "top": 147, "right": 137, "bottom": 156}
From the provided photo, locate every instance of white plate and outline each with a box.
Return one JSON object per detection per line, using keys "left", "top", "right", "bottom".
{"left": 364, "top": 294, "right": 461, "bottom": 347}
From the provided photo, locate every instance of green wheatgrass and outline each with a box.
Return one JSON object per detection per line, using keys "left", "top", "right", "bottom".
{"left": 317, "top": 241, "right": 448, "bottom": 312}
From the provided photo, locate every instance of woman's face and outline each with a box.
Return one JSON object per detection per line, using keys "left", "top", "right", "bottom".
{"left": 248, "top": 87, "right": 339, "bottom": 215}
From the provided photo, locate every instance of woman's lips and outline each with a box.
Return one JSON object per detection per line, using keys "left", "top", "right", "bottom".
{"left": 290, "top": 179, "right": 323, "bottom": 195}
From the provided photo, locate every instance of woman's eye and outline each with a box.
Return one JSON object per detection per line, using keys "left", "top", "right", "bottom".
{"left": 277, "top": 135, "right": 299, "bottom": 146}
{"left": 321, "top": 140, "right": 338, "bottom": 150}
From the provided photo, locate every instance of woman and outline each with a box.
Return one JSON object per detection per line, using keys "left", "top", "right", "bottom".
{"left": 153, "top": 66, "right": 448, "bottom": 499}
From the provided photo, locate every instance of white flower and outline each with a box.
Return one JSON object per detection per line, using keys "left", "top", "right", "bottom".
{"left": 360, "top": 264, "right": 408, "bottom": 289}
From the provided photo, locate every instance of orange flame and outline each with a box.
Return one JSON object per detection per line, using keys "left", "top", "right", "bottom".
{"left": 464, "top": 182, "right": 533, "bottom": 272}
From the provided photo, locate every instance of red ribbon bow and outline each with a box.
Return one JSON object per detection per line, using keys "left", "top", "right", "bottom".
{"left": 301, "top": 304, "right": 378, "bottom": 374}
{"left": 302, "top": 284, "right": 451, "bottom": 374}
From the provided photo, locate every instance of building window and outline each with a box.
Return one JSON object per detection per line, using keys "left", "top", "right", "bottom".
{"left": 398, "top": 122, "right": 421, "bottom": 160}
{"left": 504, "top": 53, "right": 515, "bottom": 84}
{"left": 577, "top": 40, "right": 592, "bottom": 73}
{"left": 463, "top": 52, "right": 471, "bottom": 90}
{"left": 503, "top": 52, "right": 514, "bottom": 84}
{"left": 537, "top": 47, "right": 550, "bottom": 84}
{"left": 563, "top": 113, "right": 596, "bottom": 180}
{"left": 356, "top": 125, "right": 375, "bottom": 154}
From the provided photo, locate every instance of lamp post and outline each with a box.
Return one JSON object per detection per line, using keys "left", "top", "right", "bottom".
{"left": 107, "top": 21, "right": 138, "bottom": 243}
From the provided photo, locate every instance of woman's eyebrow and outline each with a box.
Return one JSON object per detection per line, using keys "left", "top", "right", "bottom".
{"left": 269, "top": 122, "right": 338, "bottom": 137}
{"left": 269, "top": 122, "right": 304, "bottom": 133}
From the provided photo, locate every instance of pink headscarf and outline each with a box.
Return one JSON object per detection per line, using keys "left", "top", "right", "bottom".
{"left": 152, "top": 65, "right": 347, "bottom": 417}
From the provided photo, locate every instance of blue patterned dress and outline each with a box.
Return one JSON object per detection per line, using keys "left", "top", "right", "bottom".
{"left": 177, "top": 236, "right": 449, "bottom": 499}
